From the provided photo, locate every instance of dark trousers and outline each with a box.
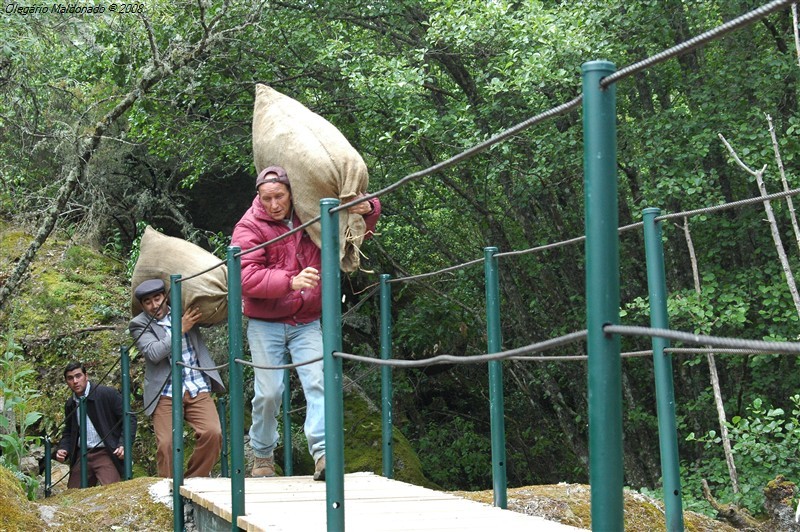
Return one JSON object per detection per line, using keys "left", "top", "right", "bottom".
{"left": 67, "top": 448, "right": 120, "bottom": 488}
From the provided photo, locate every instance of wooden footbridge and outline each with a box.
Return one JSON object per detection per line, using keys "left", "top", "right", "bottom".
{"left": 180, "top": 472, "right": 586, "bottom": 531}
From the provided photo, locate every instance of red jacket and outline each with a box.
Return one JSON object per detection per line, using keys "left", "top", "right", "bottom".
{"left": 232, "top": 195, "right": 380, "bottom": 324}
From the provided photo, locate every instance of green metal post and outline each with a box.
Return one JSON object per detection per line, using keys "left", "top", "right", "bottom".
{"left": 484, "top": 247, "right": 507, "bottom": 508}
{"left": 218, "top": 396, "right": 229, "bottom": 478}
{"left": 170, "top": 274, "right": 184, "bottom": 532}
{"left": 121, "top": 346, "right": 133, "bottom": 480}
{"left": 283, "top": 369, "right": 294, "bottom": 476}
{"left": 379, "top": 274, "right": 394, "bottom": 479}
{"left": 321, "top": 198, "right": 344, "bottom": 531}
{"left": 227, "top": 246, "right": 245, "bottom": 531}
{"left": 582, "top": 60, "right": 623, "bottom": 531}
{"left": 643, "top": 208, "right": 684, "bottom": 531}
{"left": 44, "top": 436, "right": 52, "bottom": 496}
{"left": 79, "top": 396, "right": 88, "bottom": 488}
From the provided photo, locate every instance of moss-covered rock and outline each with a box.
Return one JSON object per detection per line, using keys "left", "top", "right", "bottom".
{"left": 0, "top": 465, "right": 46, "bottom": 530}
{"left": 341, "top": 375, "right": 435, "bottom": 489}
{"left": 0, "top": 224, "right": 134, "bottom": 474}
{"left": 452, "top": 483, "right": 739, "bottom": 531}
{"left": 271, "top": 375, "right": 435, "bottom": 488}
{"left": 35, "top": 476, "right": 172, "bottom": 530}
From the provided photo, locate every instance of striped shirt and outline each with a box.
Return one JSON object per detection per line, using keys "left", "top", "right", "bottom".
{"left": 73, "top": 381, "right": 104, "bottom": 449}
{"left": 157, "top": 314, "right": 211, "bottom": 398}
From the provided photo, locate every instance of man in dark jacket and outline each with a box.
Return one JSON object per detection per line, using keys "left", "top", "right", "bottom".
{"left": 54, "top": 361, "right": 136, "bottom": 488}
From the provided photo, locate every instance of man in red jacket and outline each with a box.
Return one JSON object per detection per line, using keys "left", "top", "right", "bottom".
{"left": 232, "top": 165, "right": 380, "bottom": 481}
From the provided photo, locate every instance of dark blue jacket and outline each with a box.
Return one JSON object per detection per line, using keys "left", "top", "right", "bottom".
{"left": 55, "top": 381, "right": 137, "bottom": 475}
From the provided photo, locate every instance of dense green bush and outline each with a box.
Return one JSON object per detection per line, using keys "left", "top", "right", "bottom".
{"left": 682, "top": 395, "right": 800, "bottom": 516}
{"left": 0, "top": 334, "right": 42, "bottom": 499}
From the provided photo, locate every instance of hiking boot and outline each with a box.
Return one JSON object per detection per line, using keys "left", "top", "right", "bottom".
{"left": 252, "top": 455, "right": 275, "bottom": 477}
{"left": 313, "top": 455, "right": 326, "bottom": 481}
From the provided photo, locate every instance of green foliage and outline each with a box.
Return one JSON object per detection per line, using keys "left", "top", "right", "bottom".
{"left": 682, "top": 395, "right": 800, "bottom": 516}
{"left": 125, "top": 220, "right": 150, "bottom": 279}
{"left": 0, "top": 334, "right": 42, "bottom": 499}
{"left": 2, "top": 0, "right": 800, "bottom": 497}
{"left": 416, "top": 416, "right": 492, "bottom": 491}
{"left": 206, "top": 229, "right": 231, "bottom": 260}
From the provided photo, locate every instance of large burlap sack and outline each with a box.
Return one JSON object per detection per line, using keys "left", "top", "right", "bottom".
{"left": 130, "top": 226, "right": 228, "bottom": 325}
{"left": 252, "top": 83, "right": 369, "bottom": 272}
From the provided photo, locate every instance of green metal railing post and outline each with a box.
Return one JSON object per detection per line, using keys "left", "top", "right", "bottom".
{"left": 79, "top": 396, "right": 88, "bottom": 488}
{"left": 218, "top": 396, "right": 229, "bottom": 478}
{"left": 283, "top": 369, "right": 294, "bottom": 476}
{"left": 121, "top": 345, "right": 133, "bottom": 480}
{"left": 582, "top": 59, "right": 623, "bottom": 531}
{"left": 227, "top": 246, "right": 245, "bottom": 531}
{"left": 119, "top": 345, "right": 133, "bottom": 480}
{"left": 44, "top": 436, "right": 52, "bottom": 497}
{"left": 484, "top": 247, "right": 507, "bottom": 508}
{"left": 170, "top": 274, "right": 185, "bottom": 532}
{"left": 379, "top": 274, "right": 394, "bottom": 479}
{"left": 321, "top": 198, "right": 344, "bottom": 531}
{"left": 643, "top": 208, "right": 685, "bottom": 531}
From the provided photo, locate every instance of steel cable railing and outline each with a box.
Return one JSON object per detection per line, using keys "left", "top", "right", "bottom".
{"left": 605, "top": 324, "right": 800, "bottom": 355}
{"left": 333, "top": 330, "right": 588, "bottom": 367}
{"left": 35, "top": 2, "right": 796, "bottom": 528}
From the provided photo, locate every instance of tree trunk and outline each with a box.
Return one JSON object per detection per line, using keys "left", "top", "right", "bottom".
{"left": 0, "top": 6, "right": 262, "bottom": 312}
{"left": 682, "top": 217, "right": 740, "bottom": 494}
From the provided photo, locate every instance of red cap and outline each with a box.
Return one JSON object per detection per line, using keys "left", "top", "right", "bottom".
{"left": 255, "top": 166, "right": 290, "bottom": 190}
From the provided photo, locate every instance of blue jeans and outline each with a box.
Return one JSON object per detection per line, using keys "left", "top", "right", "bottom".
{"left": 247, "top": 318, "right": 325, "bottom": 461}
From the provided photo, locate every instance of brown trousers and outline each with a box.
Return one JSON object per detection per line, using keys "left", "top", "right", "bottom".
{"left": 67, "top": 449, "right": 120, "bottom": 488}
{"left": 152, "top": 391, "right": 222, "bottom": 478}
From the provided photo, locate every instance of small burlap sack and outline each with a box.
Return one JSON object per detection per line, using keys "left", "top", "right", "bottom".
{"left": 252, "top": 83, "right": 370, "bottom": 272}
{"left": 130, "top": 226, "right": 228, "bottom": 325}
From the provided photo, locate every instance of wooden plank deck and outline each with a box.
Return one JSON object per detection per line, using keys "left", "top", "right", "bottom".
{"left": 180, "top": 472, "right": 587, "bottom": 531}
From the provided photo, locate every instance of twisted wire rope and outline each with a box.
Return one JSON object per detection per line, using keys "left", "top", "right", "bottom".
{"left": 342, "top": 285, "right": 380, "bottom": 319}
{"left": 331, "top": 96, "right": 585, "bottom": 215}
{"left": 108, "top": 2, "right": 792, "bottom": 295}
{"left": 380, "top": 1, "right": 795, "bottom": 282}
{"left": 235, "top": 356, "right": 324, "bottom": 371}
{"left": 333, "top": 327, "right": 800, "bottom": 368}
{"left": 510, "top": 351, "right": 650, "bottom": 361}
{"left": 511, "top": 346, "right": 798, "bottom": 362}
{"left": 126, "top": 2, "right": 793, "bottom": 293}
{"left": 654, "top": 187, "right": 800, "bottom": 223}
{"left": 233, "top": 216, "right": 321, "bottom": 258}
{"left": 623, "top": 347, "right": 797, "bottom": 356}
{"left": 391, "top": 186, "right": 800, "bottom": 281}
{"left": 600, "top": 0, "right": 794, "bottom": 88}
{"left": 129, "top": 374, "right": 171, "bottom": 416}
{"left": 333, "top": 330, "right": 587, "bottom": 367}
{"left": 177, "top": 360, "right": 230, "bottom": 372}
{"left": 385, "top": 258, "right": 484, "bottom": 284}
{"left": 605, "top": 324, "right": 800, "bottom": 355}
{"left": 46, "top": 1, "right": 795, "bottom": 487}
{"left": 284, "top": 364, "right": 383, "bottom": 417}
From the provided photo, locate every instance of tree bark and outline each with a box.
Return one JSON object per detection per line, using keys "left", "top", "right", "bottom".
{"left": 0, "top": 6, "right": 262, "bottom": 312}
{"left": 766, "top": 113, "right": 800, "bottom": 253}
{"left": 682, "top": 217, "right": 740, "bottom": 494}
{"left": 719, "top": 133, "right": 800, "bottom": 317}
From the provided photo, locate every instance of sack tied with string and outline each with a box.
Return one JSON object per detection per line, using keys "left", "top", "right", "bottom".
{"left": 252, "top": 83, "right": 370, "bottom": 272}
{"left": 130, "top": 226, "right": 228, "bottom": 326}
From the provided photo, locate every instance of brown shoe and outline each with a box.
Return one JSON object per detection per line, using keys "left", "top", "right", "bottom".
{"left": 313, "top": 455, "right": 326, "bottom": 481}
{"left": 252, "top": 455, "right": 275, "bottom": 477}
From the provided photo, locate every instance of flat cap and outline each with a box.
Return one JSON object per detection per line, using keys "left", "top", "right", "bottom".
{"left": 255, "top": 165, "right": 290, "bottom": 190}
{"left": 134, "top": 278, "right": 166, "bottom": 302}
